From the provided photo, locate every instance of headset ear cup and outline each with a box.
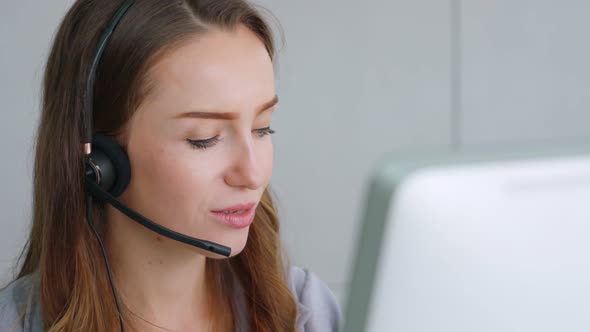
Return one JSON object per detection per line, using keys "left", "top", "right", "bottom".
{"left": 90, "top": 133, "right": 131, "bottom": 197}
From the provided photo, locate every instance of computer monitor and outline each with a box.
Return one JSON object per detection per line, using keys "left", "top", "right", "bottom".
{"left": 345, "top": 145, "right": 590, "bottom": 332}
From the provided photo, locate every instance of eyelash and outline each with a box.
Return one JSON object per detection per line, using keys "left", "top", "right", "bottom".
{"left": 186, "top": 127, "right": 275, "bottom": 150}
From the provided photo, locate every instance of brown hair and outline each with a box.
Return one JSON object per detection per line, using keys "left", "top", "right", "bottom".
{"left": 16, "top": 0, "right": 296, "bottom": 331}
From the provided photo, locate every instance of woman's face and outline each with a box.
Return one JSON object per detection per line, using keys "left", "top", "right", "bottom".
{"left": 118, "top": 25, "right": 276, "bottom": 257}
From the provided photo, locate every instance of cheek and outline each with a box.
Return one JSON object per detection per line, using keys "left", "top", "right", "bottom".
{"left": 129, "top": 141, "right": 219, "bottom": 221}
{"left": 154, "top": 149, "right": 218, "bottom": 200}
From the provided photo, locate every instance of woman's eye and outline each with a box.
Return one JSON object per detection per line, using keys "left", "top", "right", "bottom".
{"left": 186, "top": 127, "right": 274, "bottom": 150}
{"left": 186, "top": 136, "right": 220, "bottom": 150}
{"left": 254, "top": 127, "right": 275, "bottom": 138}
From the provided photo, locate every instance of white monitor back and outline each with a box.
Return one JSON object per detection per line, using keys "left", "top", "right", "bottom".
{"left": 345, "top": 146, "right": 590, "bottom": 332}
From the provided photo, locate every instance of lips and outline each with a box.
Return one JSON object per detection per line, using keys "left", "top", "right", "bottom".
{"left": 211, "top": 204, "right": 256, "bottom": 228}
{"left": 211, "top": 202, "right": 256, "bottom": 214}
{"left": 211, "top": 202, "right": 257, "bottom": 229}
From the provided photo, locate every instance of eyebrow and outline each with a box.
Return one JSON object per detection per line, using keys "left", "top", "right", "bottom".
{"left": 176, "top": 95, "right": 279, "bottom": 120}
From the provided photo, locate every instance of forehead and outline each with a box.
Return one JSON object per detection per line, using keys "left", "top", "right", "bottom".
{"left": 142, "top": 25, "right": 275, "bottom": 114}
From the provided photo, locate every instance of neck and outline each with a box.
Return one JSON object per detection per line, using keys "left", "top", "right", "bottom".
{"left": 104, "top": 206, "right": 215, "bottom": 331}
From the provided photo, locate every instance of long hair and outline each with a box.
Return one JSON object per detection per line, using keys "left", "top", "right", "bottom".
{"left": 16, "top": 0, "right": 296, "bottom": 331}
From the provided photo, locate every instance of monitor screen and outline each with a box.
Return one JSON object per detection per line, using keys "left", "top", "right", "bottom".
{"left": 345, "top": 147, "right": 590, "bottom": 332}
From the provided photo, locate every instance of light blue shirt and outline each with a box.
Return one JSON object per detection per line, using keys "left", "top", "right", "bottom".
{"left": 0, "top": 266, "right": 342, "bottom": 331}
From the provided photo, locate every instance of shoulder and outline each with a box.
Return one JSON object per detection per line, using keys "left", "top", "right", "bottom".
{"left": 287, "top": 266, "right": 343, "bottom": 332}
{"left": 0, "top": 277, "right": 27, "bottom": 332}
{"left": 0, "top": 273, "right": 40, "bottom": 332}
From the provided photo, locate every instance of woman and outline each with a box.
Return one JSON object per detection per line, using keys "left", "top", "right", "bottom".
{"left": 0, "top": 0, "right": 341, "bottom": 331}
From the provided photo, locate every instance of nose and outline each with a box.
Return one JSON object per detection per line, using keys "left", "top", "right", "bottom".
{"left": 224, "top": 139, "right": 265, "bottom": 190}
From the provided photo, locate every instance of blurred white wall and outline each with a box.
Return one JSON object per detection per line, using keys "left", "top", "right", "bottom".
{"left": 1, "top": 0, "right": 589, "bottom": 307}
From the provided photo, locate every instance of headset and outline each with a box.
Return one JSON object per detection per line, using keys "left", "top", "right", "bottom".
{"left": 82, "top": 1, "right": 231, "bottom": 330}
